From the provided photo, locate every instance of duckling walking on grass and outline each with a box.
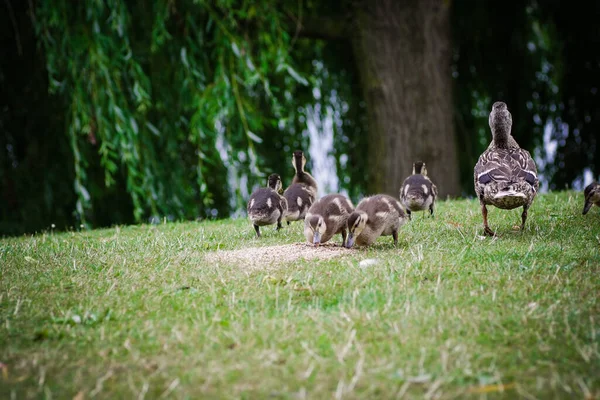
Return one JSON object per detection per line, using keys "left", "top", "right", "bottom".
{"left": 399, "top": 161, "right": 438, "bottom": 219}
{"left": 247, "top": 174, "right": 288, "bottom": 238}
{"left": 304, "top": 194, "right": 354, "bottom": 247}
{"left": 474, "top": 101, "right": 539, "bottom": 236}
{"left": 283, "top": 150, "right": 318, "bottom": 224}
{"left": 346, "top": 194, "right": 408, "bottom": 248}
{"left": 583, "top": 182, "right": 600, "bottom": 215}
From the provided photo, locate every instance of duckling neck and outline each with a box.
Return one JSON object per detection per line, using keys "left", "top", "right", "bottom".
{"left": 293, "top": 171, "right": 317, "bottom": 189}
{"left": 294, "top": 157, "right": 304, "bottom": 175}
{"left": 293, "top": 157, "right": 317, "bottom": 188}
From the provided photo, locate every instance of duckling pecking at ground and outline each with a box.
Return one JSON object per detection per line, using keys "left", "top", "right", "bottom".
{"left": 304, "top": 194, "right": 354, "bottom": 247}
{"left": 583, "top": 182, "right": 600, "bottom": 215}
{"left": 283, "top": 150, "right": 318, "bottom": 224}
{"left": 247, "top": 174, "right": 288, "bottom": 238}
{"left": 474, "top": 101, "right": 539, "bottom": 236}
{"left": 399, "top": 161, "right": 438, "bottom": 219}
{"left": 345, "top": 194, "right": 408, "bottom": 248}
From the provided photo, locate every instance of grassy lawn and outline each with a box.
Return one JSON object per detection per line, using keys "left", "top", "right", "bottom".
{"left": 1, "top": 191, "right": 599, "bottom": 399}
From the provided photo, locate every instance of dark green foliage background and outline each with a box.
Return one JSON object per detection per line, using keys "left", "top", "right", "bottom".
{"left": 0, "top": 0, "right": 598, "bottom": 235}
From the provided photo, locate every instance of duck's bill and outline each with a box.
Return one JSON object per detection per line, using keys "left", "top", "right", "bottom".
{"left": 313, "top": 232, "right": 321, "bottom": 246}
{"left": 583, "top": 201, "right": 592, "bottom": 215}
{"left": 345, "top": 234, "right": 355, "bottom": 248}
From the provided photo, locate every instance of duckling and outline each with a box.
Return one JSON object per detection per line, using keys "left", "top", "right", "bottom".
{"left": 399, "top": 161, "right": 438, "bottom": 219}
{"left": 304, "top": 194, "right": 354, "bottom": 246}
{"left": 247, "top": 174, "right": 288, "bottom": 238}
{"left": 345, "top": 194, "right": 408, "bottom": 248}
{"left": 583, "top": 181, "right": 600, "bottom": 215}
{"left": 474, "top": 101, "right": 539, "bottom": 236}
{"left": 283, "top": 150, "right": 318, "bottom": 223}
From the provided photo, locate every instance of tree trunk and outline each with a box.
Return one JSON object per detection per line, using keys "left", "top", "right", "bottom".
{"left": 351, "top": 0, "right": 460, "bottom": 198}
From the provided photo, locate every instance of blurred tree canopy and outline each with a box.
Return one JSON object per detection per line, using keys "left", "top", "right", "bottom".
{"left": 1, "top": 0, "right": 598, "bottom": 235}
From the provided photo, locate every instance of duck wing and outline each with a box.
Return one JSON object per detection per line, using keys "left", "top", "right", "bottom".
{"left": 401, "top": 175, "right": 435, "bottom": 198}
{"left": 475, "top": 148, "right": 538, "bottom": 188}
{"left": 283, "top": 183, "right": 315, "bottom": 218}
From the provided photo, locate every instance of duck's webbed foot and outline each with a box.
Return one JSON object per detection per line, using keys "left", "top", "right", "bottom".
{"left": 484, "top": 226, "right": 496, "bottom": 236}
{"left": 254, "top": 224, "right": 261, "bottom": 238}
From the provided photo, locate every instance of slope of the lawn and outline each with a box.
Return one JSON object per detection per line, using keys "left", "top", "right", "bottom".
{"left": 1, "top": 191, "right": 599, "bottom": 399}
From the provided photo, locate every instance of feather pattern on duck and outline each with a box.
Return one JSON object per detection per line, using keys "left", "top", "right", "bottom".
{"left": 346, "top": 194, "right": 408, "bottom": 248}
{"left": 284, "top": 150, "right": 318, "bottom": 222}
{"left": 247, "top": 174, "right": 288, "bottom": 237}
{"left": 400, "top": 161, "right": 438, "bottom": 218}
{"left": 474, "top": 101, "right": 539, "bottom": 235}
{"left": 304, "top": 194, "right": 354, "bottom": 246}
{"left": 474, "top": 147, "right": 538, "bottom": 209}
{"left": 583, "top": 182, "right": 600, "bottom": 215}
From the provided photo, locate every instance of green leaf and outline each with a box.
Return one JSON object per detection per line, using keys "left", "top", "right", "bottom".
{"left": 246, "top": 130, "right": 263, "bottom": 143}
{"left": 181, "top": 47, "right": 189, "bottom": 68}
{"left": 285, "top": 64, "right": 308, "bottom": 86}
{"left": 145, "top": 121, "right": 161, "bottom": 136}
{"left": 230, "top": 41, "right": 240, "bottom": 57}
{"left": 130, "top": 117, "right": 139, "bottom": 135}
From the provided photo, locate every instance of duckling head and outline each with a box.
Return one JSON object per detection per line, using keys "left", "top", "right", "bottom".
{"left": 267, "top": 174, "right": 283, "bottom": 193}
{"left": 413, "top": 161, "right": 428, "bottom": 176}
{"left": 345, "top": 211, "right": 368, "bottom": 248}
{"left": 306, "top": 214, "right": 326, "bottom": 246}
{"left": 489, "top": 101, "right": 512, "bottom": 140}
{"left": 292, "top": 150, "right": 307, "bottom": 174}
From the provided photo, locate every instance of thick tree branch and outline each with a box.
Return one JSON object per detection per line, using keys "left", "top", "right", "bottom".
{"left": 286, "top": 12, "right": 351, "bottom": 41}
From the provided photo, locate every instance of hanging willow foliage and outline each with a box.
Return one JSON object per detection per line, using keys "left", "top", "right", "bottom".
{"left": 32, "top": 0, "right": 312, "bottom": 224}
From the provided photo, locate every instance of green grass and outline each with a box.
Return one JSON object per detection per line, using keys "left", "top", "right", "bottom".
{"left": 1, "top": 191, "right": 599, "bottom": 399}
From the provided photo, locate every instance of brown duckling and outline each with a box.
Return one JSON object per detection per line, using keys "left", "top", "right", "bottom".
{"left": 474, "top": 101, "right": 539, "bottom": 236}
{"left": 304, "top": 194, "right": 354, "bottom": 246}
{"left": 283, "top": 150, "right": 318, "bottom": 223}
{"left": 399, "top": 161, "right": 438, "bottom": 219}
{"left": 346, "top": 194, "right": 408, "bottom": 248}
{"left": 583, "top": 181, "right": 600, "bottom": 215}
{"left": 247, "top": 174, "right": 288, "bottom": 238}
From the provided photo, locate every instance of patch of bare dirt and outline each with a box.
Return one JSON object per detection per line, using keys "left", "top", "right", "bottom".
{"left": 204, "top": 243, "right": 353, "bottom": 269}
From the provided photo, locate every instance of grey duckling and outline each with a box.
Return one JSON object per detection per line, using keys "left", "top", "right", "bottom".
{"left": 304, "top": 194, "right": 354, "bottom": 246}
{"left": 399, "top": 161, "right": 438, "bottom": 219}
{"left": 283, "top": 150, "right": 318, "bottom": 223}
{"left": 346, "top": 194, "right": 408, "bottom": 248}
{"left": 474, "top": 101, "right": 539, "bottom": 236}
{"left": 583, "top": 181, "right": 600, "bottom": 215}
{"left": 247, "top": 174, "right": 288, "bottom": 238}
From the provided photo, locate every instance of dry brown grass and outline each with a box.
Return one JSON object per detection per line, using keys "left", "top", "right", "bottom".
{"left": 203, "top": 242, "right": 354, "bottom": 269}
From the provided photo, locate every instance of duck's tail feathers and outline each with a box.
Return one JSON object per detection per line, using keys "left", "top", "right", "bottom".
{"left": 493, "top": 190, "right": 527, "bottom": 200}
